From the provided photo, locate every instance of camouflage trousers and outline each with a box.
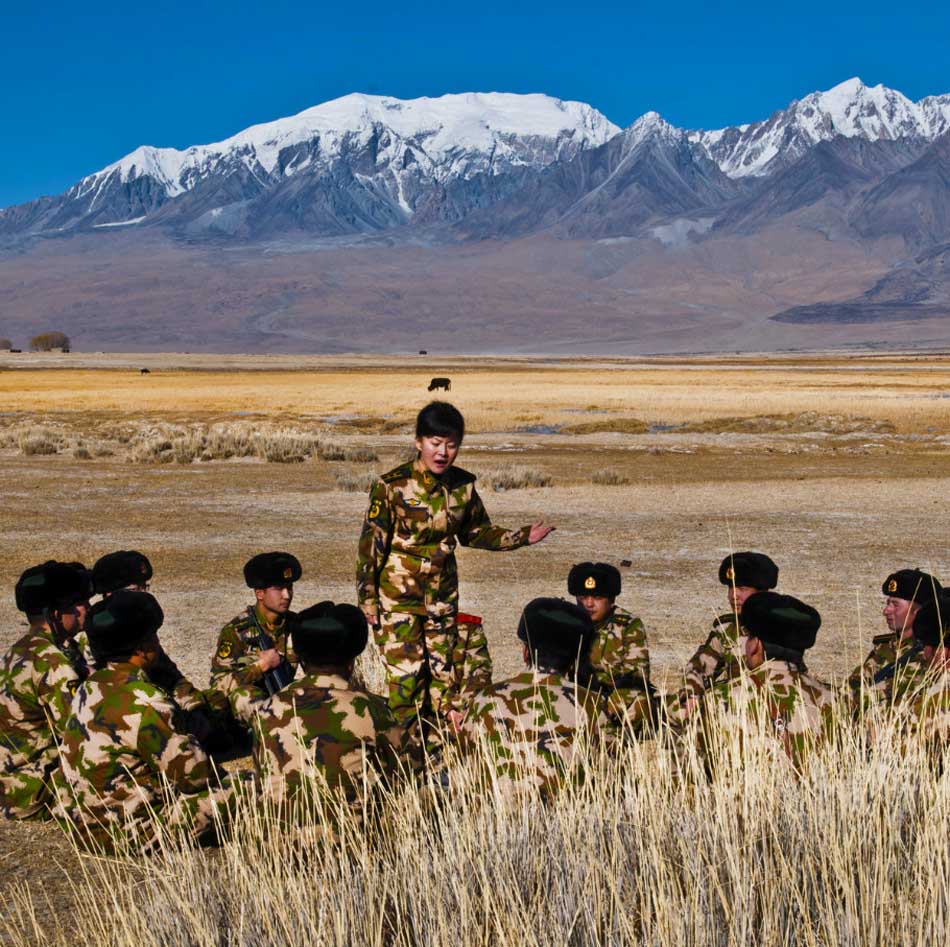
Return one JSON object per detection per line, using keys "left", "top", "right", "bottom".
{"left": 375, "top": 610, "right": 460, "bottom": 731}
{"left": 64, "top": 783, "right": 237, "bottom": 854}
{"left": 0, "top": 752, "right": 55, "bottom": 820}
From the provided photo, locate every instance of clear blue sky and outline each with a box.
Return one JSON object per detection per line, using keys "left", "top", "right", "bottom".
{"left": 2, "top": 0, "right": 948, "bottom": 208}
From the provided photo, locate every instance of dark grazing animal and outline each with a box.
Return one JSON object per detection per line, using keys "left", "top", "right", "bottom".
{"left": 428, "top": 377, "right": 451, "bottom": 392}
{"left": 140, "top": 368, "right": 151, "bottom": 375}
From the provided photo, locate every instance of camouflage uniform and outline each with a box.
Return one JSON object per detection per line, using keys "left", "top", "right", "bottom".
{"left": 357, "top": 459, "right": 530, "bottom": 724}
{"left": 843, "top": 631, "right": 920, "bottom": 713}
{"left": 588, "top": 605, "right": 654, "bottom": 732}
{"left": 253, "top": 673, "right": 409, "bottom": 809}
{"left": 456, "top": 669, "right": 613, "bottom": 796}
{"left": 58, "top": 662, "right": 237, "bottom": 850}
{"left": 0, "top": 625, "right": 88, "bottom": 818}
{"left": 209, "top": 605, "right": 296, "bottom": 723}
{"left": 700, "top": 661, "right": 836, "bottom": 768}
{"left": 452, "top": 612, "right": 493, "bottom": 699}
{"left": 683, "top": 613, "right": 748, "bottom": 695}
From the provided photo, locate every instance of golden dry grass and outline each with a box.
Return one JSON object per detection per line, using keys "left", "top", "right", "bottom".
{"left": 0, "top": 353, "right": 948, "bottom": 945}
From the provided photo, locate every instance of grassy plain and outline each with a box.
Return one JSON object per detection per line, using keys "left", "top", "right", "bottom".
{"left": 0, "top": 352, "right": 948, "bottom": 944}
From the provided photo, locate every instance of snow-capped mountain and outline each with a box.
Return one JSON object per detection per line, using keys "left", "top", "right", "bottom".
{"left": 690, "top": 78, "right": 950, "bottom": 178}
{"left": 1, "top": 92, "right": 618, "bottom": 237}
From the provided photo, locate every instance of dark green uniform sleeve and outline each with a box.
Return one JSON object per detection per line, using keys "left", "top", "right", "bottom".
{"left": 458, "top": 486, "right": 531, "bottom": 551}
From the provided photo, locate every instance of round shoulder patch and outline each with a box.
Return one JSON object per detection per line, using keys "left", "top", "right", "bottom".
{"left": 216, "top": 641, "right": 233, "bottom": 660}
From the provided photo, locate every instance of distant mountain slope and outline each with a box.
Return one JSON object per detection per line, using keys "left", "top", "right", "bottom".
{"left": 0, "top": 93, "right": 618, "bottom": 238}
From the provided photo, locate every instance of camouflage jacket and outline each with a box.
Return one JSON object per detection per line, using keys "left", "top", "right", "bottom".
{"left": 457, "top": 669, "right": 613, "bottom": 796}
{"left": 209, "top": 605, "right": 296, "bottom": 696}
{"left": 682, "top": 613, "right": 748, "bottom": 696}
{"left": 703, "top": 660, "right": 836, "bottom": 767}
{"left": 357, "top": 459, "right": 530, "bottom": 616}
{"left": 253, "top": 673, "right": 409, "bottom": 804}
{"left": 59, "top": 663, "right": 225, "bottom": 838}
{"left": 906, "top": 671, "right": 950, "bottom": 744}
{"left": 0, "top": 625, "right": 88, "bottom": 818}
{"left": 844, "top": 630, "right": 917, "bottom": 702}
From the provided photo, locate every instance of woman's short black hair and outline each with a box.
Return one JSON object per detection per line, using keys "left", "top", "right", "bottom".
{"left": 416, "top": 401, "right": 465, "bottom": 442}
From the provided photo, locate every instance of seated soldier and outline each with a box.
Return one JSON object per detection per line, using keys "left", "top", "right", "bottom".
{"left": 567, "top": 562, "right": 654, "bottom": 734}
{"left": 253, "top": 601, "right": 410, "bottom": 811}
{"left": 843, "top": 568, "right": 942, "bottom": 712}
{"left": 59, "top": 591, "right": 240, "bottom": 852}
{"left": 904, "top": 591, "right": 950, "bottom": 746}
{"left": 697, "top": 591, "right": 834, "bottom": 769}
{"left": 454, "top": 597, "right": 613, "bottom": 798}
{"left": 681, "top": 551, "right": 779, "bottom": 697}
{"left": 0, "top": 562, "right": 91, "bottom": 819}
{"left": 93, "top": 550, "right": 236, "bottom": 753}
{"left": 451, "top": 611, "right": 493, "bottom": 700}
{"left": 210, "top": 552, "right": 301, "bottom": 724}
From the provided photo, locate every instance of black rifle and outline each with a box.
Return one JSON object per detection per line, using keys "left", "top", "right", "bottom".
{"left": 246, "top": 607, "right": 294, "bottom": 696}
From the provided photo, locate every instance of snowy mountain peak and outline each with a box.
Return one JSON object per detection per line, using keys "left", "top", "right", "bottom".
{"left": 690, "top": 78, "right": 950, "bottom": 177}
{"left": 77, "top": 91, "right": 619, "bottom": 200}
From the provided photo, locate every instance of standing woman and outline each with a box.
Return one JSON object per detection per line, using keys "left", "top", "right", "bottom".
{"left": 357, "top": 401, "right": 554, "bottom": 736}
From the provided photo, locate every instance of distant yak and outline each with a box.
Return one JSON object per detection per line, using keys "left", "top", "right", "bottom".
{"left": 140, "top": 368, "right": 151, "bottom": 375}
{"left": 428, "top": 377, "right": 451, "bottom": 392}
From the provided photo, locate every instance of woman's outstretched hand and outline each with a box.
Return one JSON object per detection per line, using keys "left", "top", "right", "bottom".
{"left": 527, "top": 522, "right": 555, "bottom": 545}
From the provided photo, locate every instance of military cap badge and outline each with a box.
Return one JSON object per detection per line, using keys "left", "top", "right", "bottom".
{"left": 283, "top": 567, "right": 293, "bottom": 580}
{"left": 726, "top": 567, "right": 735, "bottom": 581}
{"left": 887, "top": 579, "right": 898, "bottom": 594}
{"left": 584, "top": 575, "right": 597, "bottom": 590}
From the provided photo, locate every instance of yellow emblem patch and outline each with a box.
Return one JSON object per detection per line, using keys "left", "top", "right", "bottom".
{"left": 584, "top": 575, "right": 597, "bottom": 590}
{"left": 726, "top": 567, "right": 735, "bottom": 581}
{"left": 887, "top": 579, "right": 898, "bottom": 594}
{"left": 369, "top": 500, "right": 382, "bottom": 519}
{"left": 283, "top": 567, "right": 293, "bottom": 580}
{"left": 217, "top": 641, "right": 233, "bottom": 660}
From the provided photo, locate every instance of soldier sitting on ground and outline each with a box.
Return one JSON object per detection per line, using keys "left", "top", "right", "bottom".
{"left": 843, "top": 568, "right": 942, "bottom": 713}
{"left": 0, "top": 562, "right": 91, "bottom": 819}
{"left": 694, "top": 591, "right": 835, "bottom": 769}
{"left": 93, "top": 550, "right": 237, "bottom": 753}
{"left": 453, "top": 597, "right": 613, "bottom": 798}
{"left": 451, "top": 611, "right": 493, "bottom": 700}
{"left": 567, "top": 562, "right": 655, "bottom": 734}
{"left": 253, "top": 601, "right": 411, "bottom": 813}
{"left": 59, "top": 591, "right": 241, "bottom": 852}
{"left": 210, "top": 552, "right": 300, "bottom": 724}
{"left": 681, "top": 551, "right": 780, "bottom": 699}
{"left": 902, "top": 591, "right": 950, "bottom": 747}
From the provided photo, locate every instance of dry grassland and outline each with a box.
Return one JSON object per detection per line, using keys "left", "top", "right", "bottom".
{"left": 0, "top": 352, "right": 948, "bottom": 945}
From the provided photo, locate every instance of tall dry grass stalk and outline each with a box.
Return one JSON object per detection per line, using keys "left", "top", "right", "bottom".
{"left": 3, "top": 696, "right": 949, "bottom": 947}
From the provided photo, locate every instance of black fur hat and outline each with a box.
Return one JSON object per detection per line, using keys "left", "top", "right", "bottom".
{"left": 741, "top": 591, "right": 821, "bottom": 653}
{"left": 912, "top": 591, "right": 950, "bottom": 648}
{"left": 86, "top": 590, "right": 164, "bottom": 662}
{"left": 244, "top": 552, "right": 302, "bottom": 589}
{"left": 92, "top": 550, "right": 153, "bottom": 596}
{"left": 15, "top": 561, "right": 90, "bottom": 615}
{"left": 291, "top": 601, "right": 368, "bottom": 665}
{"left": 567, "top": 562, "right": 621, "bottom": 598}
{"left": 517, "top": 597, "right": 594, "bottom": 668}
{"left": 719, "top": 552, "right": 779, "bottom": 591}
{"left": 882, "top": 569, "right": 942, "bottom": 608}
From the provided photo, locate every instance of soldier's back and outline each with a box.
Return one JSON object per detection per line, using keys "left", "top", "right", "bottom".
{"left": 254, "top": 673, "right": 403, "bottom": 801}
{"left": 459, "top": 670, "right": 610, "bottom": 795}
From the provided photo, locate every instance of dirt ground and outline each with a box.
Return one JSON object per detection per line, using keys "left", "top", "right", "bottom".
{"left": 0, "top": 353, "right": 948, "bottom": 933}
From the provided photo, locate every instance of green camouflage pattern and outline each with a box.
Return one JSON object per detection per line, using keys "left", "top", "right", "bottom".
{"left": 682, "top": 613, "right": 748, "bottom": 696}
{"left": 356, "top": 459, "right": 529, "bottom": 723}
{"left": 0, "top": 624, "right": 88, "bottom": 818}
{"left": 209, "top": 605, "right": 296, "bottom": 721}
{"left": 843, "top": 631, "right": 917, "bottom": 712}
{"left": 58, "top": 662, "right": 237, "bottom": 849}
{"left": 452, "top": 614, "right": 493, "bottom": 698}
{"left": 253, "top": 672, "right": 410, "bottom": 807}
{"left": 588, "top": 605, "right": 653, "bottom": 731}
{"left": 701, "top": 661, "right": 836, "bottom": 767}
{"left": 906, "top": 671, "right": 950, "bottom": 744}
{"left": 456, "top": 669, "right": 613, "bottom": 796}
